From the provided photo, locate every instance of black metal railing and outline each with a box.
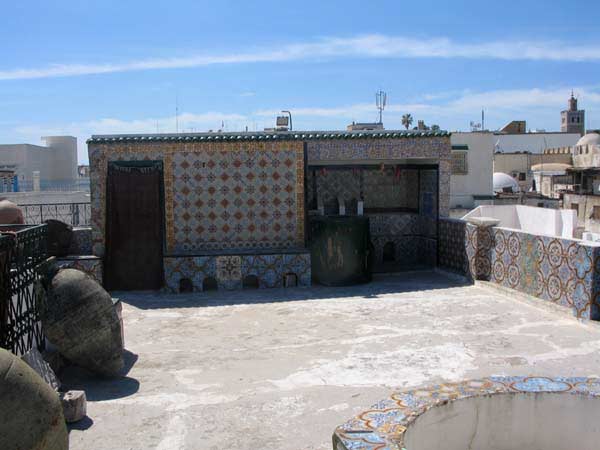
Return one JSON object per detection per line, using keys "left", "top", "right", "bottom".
{"left": 19, "top": 202, "right": 91, "bottom": 226}
{"left": 0, "top": 224, "right": 48, "bottom": 355}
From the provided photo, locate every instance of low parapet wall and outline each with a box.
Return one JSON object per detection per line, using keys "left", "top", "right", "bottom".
{"left": 439, "top": 217, "right": 600, "bottom": 320}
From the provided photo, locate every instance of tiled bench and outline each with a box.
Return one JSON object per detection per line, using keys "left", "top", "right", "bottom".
{"left": 163, "top": 248, "right": 311, "bottom": 292}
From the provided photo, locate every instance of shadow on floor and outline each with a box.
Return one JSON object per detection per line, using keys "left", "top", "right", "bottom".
{"left": 68, "top": 416, "right": 94, "bottom": 432}
{"left": 114, "top": 270, "right": 473, "bottom": 310}
{"left": 60, "top": 350, "right": 140, "bottom": 402}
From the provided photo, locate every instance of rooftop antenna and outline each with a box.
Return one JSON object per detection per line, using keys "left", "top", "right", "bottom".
{"left": 375, "top": 90, "right": 387, "bottom": 125}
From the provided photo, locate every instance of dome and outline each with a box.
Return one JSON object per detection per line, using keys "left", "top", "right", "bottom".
{"left": 493, "top": 172, "right": 520, "bottom": 193}
{"left": 576, "top": 133, "right": 600, "bottom": 147}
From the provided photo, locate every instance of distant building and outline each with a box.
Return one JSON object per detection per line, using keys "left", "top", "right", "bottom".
{"left": 494, "top": 148, "right": 572, "bottom": 192}
{"left": 0, "top": 136, "right": 78, "bottom": 191}
{"left": 561, "top": 92, "right": 585, "bottom": 136}
{"left": 0, "top": 169, "right": 16, "bottom": 193}
{"left": 494, "top": 131, "right": 580, "bottom": 154}
{"left": 499, "top": 120, "right": 527, "bottom": 134}
{"left": 494, "top": 94, "right": 585, "bottom": 152}
{"left": 346, "top": 122, "right": 384, "bottom": 131}
{"left": 449, "top": 132, "right": 495, "bottom": 209}
{"left": 561, "top": 133, "right": 600, "bottom": 235}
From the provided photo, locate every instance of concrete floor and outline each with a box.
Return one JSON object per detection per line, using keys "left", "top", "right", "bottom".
{"left": 64, "top": 271, "right": 600, "bottom": 450}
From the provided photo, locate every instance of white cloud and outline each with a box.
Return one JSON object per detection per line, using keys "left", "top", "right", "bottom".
{"left": 10, "top": 85, "right": 600, "bottom": 164}
{"left": 2, "top": 34, "right": 600, "bottom": 81}
{"left": 257, "top": 87, "right": 600, "bottom": 119}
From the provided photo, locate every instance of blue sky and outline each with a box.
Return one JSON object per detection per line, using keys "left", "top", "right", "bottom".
{"left": 1, "top": 0, "right": 600, "bottom": 163}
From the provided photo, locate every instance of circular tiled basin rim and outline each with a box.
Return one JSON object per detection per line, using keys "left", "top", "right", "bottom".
{"left": 333, "top": 376, "right": 600, "bottom": 450}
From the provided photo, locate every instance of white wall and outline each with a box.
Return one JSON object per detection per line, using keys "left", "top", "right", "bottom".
{"left": 495, "top": 132, "right": 579, "bottom": 154}
{"left": 450, "top": 132, "right": 494, "bottom": 209}
{"left": 463, "top": 204, "right": 577, "bottom": 238}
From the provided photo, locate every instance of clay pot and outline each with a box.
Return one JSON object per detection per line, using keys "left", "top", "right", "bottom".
{"left": 0, "top": 348, "right": 68, "bottom": 450}
{"left": 42, "top": 269, "right": 124, "bottom": 377}
{"left": 0, "top": 199, "right": 24, "bottom": 224}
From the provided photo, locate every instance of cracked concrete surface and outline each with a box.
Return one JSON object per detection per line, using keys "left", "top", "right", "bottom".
{"left": 64, "top": 271, "right": 600, "bottom": 450}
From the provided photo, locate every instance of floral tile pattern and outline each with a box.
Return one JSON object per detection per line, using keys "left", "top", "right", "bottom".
{"left": 333, "top": 376, "right": 600, "bottom": 450}
{"left": 438, "top": 218, "right": 600, "bottom": 320}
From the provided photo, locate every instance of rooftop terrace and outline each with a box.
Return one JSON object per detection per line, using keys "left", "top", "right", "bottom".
{"left": 63, "top": 271, "right": 600, "bottom": 450}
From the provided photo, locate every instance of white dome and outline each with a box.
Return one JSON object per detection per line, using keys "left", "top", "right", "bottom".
{"left": 577, "top": 133, "right": 600, "bottom": 147}
{"left": 493, "top": 172, "right": 520, "bottom": 193}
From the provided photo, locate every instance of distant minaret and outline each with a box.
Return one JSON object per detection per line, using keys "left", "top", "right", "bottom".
{"left": 561, "top": 91, "right": 585, "bottom": 136}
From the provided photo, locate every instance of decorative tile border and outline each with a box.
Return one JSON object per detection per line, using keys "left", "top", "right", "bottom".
{"left": 333, "top": 376, "right": 600, "bottom": 450}
{"left": 163, "top": 251, "right": 311, "bottom": 292}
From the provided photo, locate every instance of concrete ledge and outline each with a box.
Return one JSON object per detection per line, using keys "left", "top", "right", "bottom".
{"left": 464, "top": 216, "right": 501, "bottom": 228}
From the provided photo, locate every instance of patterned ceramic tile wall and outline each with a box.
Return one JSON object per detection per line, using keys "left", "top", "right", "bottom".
{"left": 171, "top": 149, "right": 303, "bottom": 252}
{"left": 163, "top": 251, "right": 310, "bottom": 292}
{"left": 306, "top": 137, "right": 451, "bottom": 217}
{"left": 438, "top": 218, "right": 470, "bottom": 276}
{"left": 306, "top": 168, "right": 419, "bottom": 214}
{"left": 88, "top": 141, "right": 305, "bottom": 257}
{"left": 485, "top": 228, "right": 600, "bottom": 320}
{"left": 419, "top": 169, "right": 438, "bottom": 219}
{"left": 67, "top": 227, "right": 93, "bottom": 255}
{"left": 369, "top": 214, "right": 437, "bottom": 270}
{"left": 334, "top": 376, "right": 600, "bottom": 450}
{"left": 441, "top": 218, "right": 600, "bottom": 320}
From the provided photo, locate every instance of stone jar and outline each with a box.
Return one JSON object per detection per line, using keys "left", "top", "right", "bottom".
{"left": 43, "top": 268, "right": 124, "bottom": 377}
{"left": 0, "top": 199, "right": 24, "bottom": 224}
{"left": 0, "top": 348, "right": 68, "bottom": 450}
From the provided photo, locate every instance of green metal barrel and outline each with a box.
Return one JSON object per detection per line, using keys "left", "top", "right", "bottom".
{"left": 309, "top": 216, "right": 372, "bottom": 286}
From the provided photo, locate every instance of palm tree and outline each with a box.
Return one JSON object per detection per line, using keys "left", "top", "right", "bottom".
{"left": 402, "top": 114, "right": 413, "bottom": 130}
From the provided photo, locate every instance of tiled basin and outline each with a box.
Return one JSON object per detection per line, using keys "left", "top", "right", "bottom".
{"left": 333, "top": 376, "right": 600, "bottom": 450}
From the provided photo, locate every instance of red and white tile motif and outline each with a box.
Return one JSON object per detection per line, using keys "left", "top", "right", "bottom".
{"left": 171, "top": 149, "right": 302, "bottom": 252}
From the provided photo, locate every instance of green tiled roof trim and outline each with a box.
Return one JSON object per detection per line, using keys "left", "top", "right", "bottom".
{"left": 87, "top": 130, "right": 450, "bottom": 144}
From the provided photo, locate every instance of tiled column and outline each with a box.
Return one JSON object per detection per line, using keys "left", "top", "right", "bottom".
{"left": 465, "top": 217, "right": 499, "bottom": 281}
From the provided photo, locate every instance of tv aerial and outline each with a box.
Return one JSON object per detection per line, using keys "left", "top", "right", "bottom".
{"left": 375, "top": 90, "right": 387, "bottom": 125}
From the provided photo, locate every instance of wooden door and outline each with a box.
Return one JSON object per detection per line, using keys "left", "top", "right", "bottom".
{"left": 105, "top": 162, "right": 164, "bottom": 290}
